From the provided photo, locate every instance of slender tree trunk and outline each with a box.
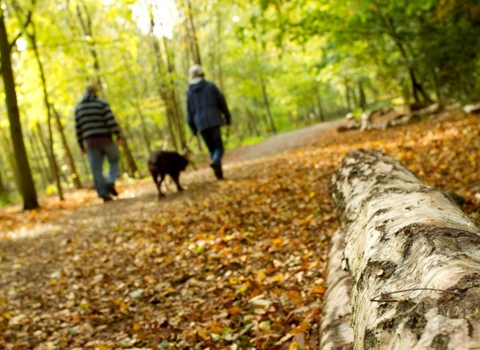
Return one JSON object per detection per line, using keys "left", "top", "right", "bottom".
{"left": 118, "top": 47, "right": 152, "bottom": 154}
{"left": 0, "top": 164, "right": 5, "bottom": 194}
{"left": 350, "top": 85, "right": 358, "bottom": 108}
{"left": 77, "top": 1, "right": 138, "bottom": 176}
{"left": 259, "top": 76, "right": 276, "bottom": 134}
{"left": 0, "top": 11, "right": 39, "bottom": 210}
{"left": 133, "top": 101, "right": 152, "bottom": 154}
{"left": 345, "top": 83, "right": 352, "bottom": 111}
{"left": 148, "top": 11, "right": 179, "bottom": 150}
{"left": 184, "top": 0, "right": 201, "bottom": 65}
{"left": 315, "top": 87, "right": 325, "bottom": 122}
{"left": 52, "top": 107, "right": 82, "bottom": 189}
{"left": 358, "top": 80, "right": 367, "bottom": 110}
{"left": 372, "top": 2, "right": 433, "bottom": 105}
{"left": 120, "top": 124, "right": 139, "bottom": 177}
{"left": 26, "top": 127, "right": 50, "bottom": 187}
{"left": 214, "top": 6, "right": 225, "bottom": 92}
{"left": 252, "top": 35, "right": 276, "bottom": 134}
{"left": 431, "top": 68, "right": 442, "bottom": 106}
{"left": 29, "top": 26, "right": 64, "bottom": 200}
{"left": 245, "top": 107, "right": 260, "bottom": 136}
{"left": 76, "top": 0, "right": 102, "bottom": 89}
{"left": 0, "top": 149, "right": 8, "bottom": 193}
{"left": 36, "top": 124, "right": 56, "bottom": 182}
{"left": 161, "top": 33, "right": 186, "bottom": 149}
{"left": 329, "top": 149, "right": 480, "bottom": 349}
{"left": 1, "top": 134, "right": 21, "bottom": 194}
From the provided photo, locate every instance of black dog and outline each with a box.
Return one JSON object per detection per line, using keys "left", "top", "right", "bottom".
{"left": 148, "top": 150, "right": 189, "bottom": 198}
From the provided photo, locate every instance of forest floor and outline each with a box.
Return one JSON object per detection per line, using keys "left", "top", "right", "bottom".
{"left": 1, "top": 111, "right": 480, "bottom": 349}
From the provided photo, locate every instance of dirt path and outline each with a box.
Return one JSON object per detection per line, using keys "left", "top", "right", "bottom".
{"left": 224, "top": 119, "right": 345, "bottom": 163}
{"left": 3, "top": 112, "right": 480, "bottom": 348}
{"left": 0, "top": 119, "right": 347, "bottom": 349}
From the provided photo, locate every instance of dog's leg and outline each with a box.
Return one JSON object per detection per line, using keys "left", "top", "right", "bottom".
{"left": 157, "top": 173, "right": 166, "bottom": 198}
{"left": 171, "top": 172, "right": 184, "bottom": 192}
{"left": 152, "top": 171, "right": 165, "bottom": 198}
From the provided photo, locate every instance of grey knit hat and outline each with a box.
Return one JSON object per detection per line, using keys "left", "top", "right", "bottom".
{"left": 188, "top": 64, "right": 204, "bottom": 79}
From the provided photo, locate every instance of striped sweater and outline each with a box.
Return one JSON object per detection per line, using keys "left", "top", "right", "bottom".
{"left": 75, "top": 93, "right": 121, "bottom": 148}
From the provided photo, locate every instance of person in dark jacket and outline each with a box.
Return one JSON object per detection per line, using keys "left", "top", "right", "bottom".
{"left": 75, "top": 84, "right": 122, "bottom": 202}
{"left": 186, "top": 65, "right": 231, "bottom": 180}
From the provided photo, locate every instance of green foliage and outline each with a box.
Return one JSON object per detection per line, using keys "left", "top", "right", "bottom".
{"left": 0, "top": 192, "right": 17, "bottom": 207}
{"left": 0, "top": 0, "right": 479, "bottom": 206}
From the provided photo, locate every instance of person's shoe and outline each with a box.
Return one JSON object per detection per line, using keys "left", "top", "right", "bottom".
{"left": 210, "top": 163, "right": 224, "bottom": 180}
{"left": 102, "top": 195, "right": 113, "bottom": 202}
{"left": 106, "top": 183, "right": 119, "bottom": 196}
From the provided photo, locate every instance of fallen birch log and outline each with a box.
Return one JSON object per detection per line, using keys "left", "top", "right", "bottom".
{"left": 328, "top": 149, "right": 480, "bottom": 349}
{"left": 320, "top": 228, "right": 354, "bottom": 349}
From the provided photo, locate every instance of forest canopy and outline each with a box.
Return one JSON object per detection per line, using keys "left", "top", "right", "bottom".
{"left": 1, "top": 0, "right": 479, "bottom": 208}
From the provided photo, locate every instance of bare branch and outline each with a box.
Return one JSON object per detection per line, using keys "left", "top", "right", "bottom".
{"left": 8, "top": 0, "right": 38, "bottom": 49}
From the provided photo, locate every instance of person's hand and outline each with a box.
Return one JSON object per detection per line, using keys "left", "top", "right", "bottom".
{"left": 117, "top": 138, "right": 123, "bottom": 147}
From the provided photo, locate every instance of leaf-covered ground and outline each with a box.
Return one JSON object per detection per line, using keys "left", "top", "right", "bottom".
{"left": 1, "top": 111, "right": 480, "bottom": 349}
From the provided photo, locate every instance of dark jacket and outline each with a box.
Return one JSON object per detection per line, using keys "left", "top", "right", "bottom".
{"left": 75, "top": 93, "right": 121, "bottom": 148}
{"left": 186, "top": 79, "right": 231, "bottom": 134}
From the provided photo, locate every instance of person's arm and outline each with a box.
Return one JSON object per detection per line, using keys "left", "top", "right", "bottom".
{"left": 103, "top": 102, "right": 122, "bottom": 141}
{"left": 74, "top": 109, "right": 86, "bottom": 153}
{"left": 186, "top": 93, "right": 198, "bottom": 135}
{"left": 214, "top": 86, "right": 231, "bottom": 125}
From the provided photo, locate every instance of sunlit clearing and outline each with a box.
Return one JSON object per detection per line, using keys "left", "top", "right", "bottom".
{"left": 16, "top": 38, "right": 27, "bottom": 52}
{"left": 131, "top": 0, "right": 177, "bottom": 39}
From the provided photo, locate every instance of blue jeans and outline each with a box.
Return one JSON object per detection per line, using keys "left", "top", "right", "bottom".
{"left": 86, "top": 143, "right": 120, "bottom": 197}
{"left": 200, "top": 126, "right": 224, "bottom": 165}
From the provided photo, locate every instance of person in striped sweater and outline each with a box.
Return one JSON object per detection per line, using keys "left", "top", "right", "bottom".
{"left": 75, "top": 84, "right": 123, "bottom": 202}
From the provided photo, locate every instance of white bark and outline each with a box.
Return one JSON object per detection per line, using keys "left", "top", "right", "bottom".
{"left": 329, "top": 149, "right": 480, "bottom": 349}
{"left": 320, "top": 228, "right": 354, "bottom": 349}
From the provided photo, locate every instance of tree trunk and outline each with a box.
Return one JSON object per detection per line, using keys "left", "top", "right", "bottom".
{"left": 1, "top": 135, "right": 21, "bottom": 192}
{"left": 214, "top": 6, "right": 225, "bottom": 93}
{"left": 26, "top": 126, "right": 50, "bottom": 187}
{"left": 0, "top": 11, "right": 39, "bottom": 210}
{"left": 36, "top": 124, "right": 55, "bottom": 183}
{"left": 259, "top": 75, "right": 276, "bottom": 134}
{"left": 315, "top": 86, "right": 325, "bottom": 122}
{"left": 358, "top": 80, "right": 367, "bottom": 110}
{"left": 431, "top": 67, "right": 442, "bottom": 106}
{"left": 52, "top": 107, "right": 82, "bottom": 189}
{"left": 184, "top": 0, "right": 202, "bottom": 65}
{"left": 118, "top": 46, "right": 152, "bottom": 155}
{"left": 148, "top": 12, "right": 179, "bottom": 151}
{"left": 161, "top": 34, "right": 186, "bottom": 150}
{"left": 77, "top": 1, "right": 138, "bottom": 176}
{"left": 328, "top": 149, "right": 480, "bottom": 349}
{"left": 345, "top": 83, "right": 352, "bottom": 111}
{"left": 120, "top": 125, "right": 139, "bottom": 177}
{"left": 30, "top": 27, "right": 64, "bottom": 200}
{"left": 76, "top": 0, "right": 103, "bottom": 89}
{"left": 0, "top": 155, "right": 6, "bottom": 193}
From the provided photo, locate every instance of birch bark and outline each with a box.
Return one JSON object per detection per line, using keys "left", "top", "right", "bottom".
{"left": 328, "top": 149, "right": 480, "bottom": 349}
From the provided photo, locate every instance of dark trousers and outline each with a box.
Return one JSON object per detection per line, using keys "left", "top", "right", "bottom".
{"left": 200, "top": 126, "right": 224, "bottom": 165}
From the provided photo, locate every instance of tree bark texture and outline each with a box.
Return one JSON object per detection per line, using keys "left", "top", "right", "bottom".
{"left": 328, "top": 149, "right": 480, "bottom": 349}
{"left": 320, "top": 228, "right": 354, "bottom": 350}
{"left": 0, "top": 11, "right": 39, "bottom": 210}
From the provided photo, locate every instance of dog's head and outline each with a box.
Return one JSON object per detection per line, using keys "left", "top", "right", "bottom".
{"left": 178, "top": 153, "right": 189, "bottom": 171}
